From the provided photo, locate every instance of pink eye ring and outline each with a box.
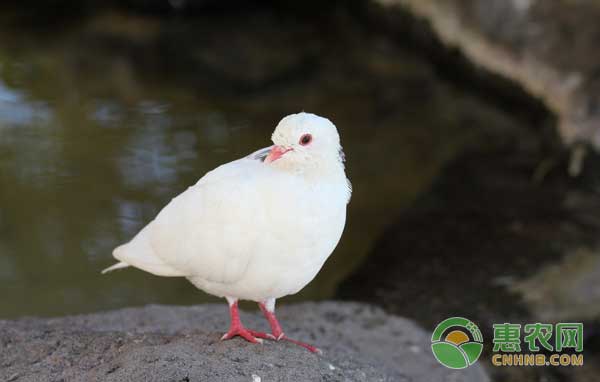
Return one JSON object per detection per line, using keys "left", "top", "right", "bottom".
{"left": 299, "top": 133, "right": 312, "bottom": 146}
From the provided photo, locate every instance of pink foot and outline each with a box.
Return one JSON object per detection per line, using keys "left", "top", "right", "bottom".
{"left": 279, "top": 335, "right": 322, "bottom": 354}
{"left": 220, "top": 326, "right": 263, "bottom": 344}
{"left": 221, "top": 299, "right": 264, "bottom": 344}
{"left": 257, "top": 301, "right": 322, "bottom": 354}
{"left": 248, "top": 330, "right": 276, "bottom": 340}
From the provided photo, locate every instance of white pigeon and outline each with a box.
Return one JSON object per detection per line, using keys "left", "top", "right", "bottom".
{"left": 103, "top": 112, "right": 351, "bottom": 353}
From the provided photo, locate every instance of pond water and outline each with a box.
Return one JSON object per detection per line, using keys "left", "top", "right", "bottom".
{"left": 0, "top": 7, "right": 533, "bottom": 318}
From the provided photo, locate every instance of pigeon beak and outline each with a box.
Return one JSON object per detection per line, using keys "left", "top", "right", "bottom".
{"left": 265, "top": 145, "right": 292, "bottom": 163}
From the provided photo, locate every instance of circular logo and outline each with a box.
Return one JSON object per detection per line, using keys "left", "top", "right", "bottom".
{"left": 431, "top": 317, "right": 483, "bottom": 369}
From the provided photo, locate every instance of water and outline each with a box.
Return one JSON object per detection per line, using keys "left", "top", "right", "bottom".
{"left": 0, "top": 7, "right": 527, "bottom": 318}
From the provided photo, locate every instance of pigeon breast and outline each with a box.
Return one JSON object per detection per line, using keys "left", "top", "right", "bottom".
{"left": 132, "top": 155, "right": 348, "bottom": 300}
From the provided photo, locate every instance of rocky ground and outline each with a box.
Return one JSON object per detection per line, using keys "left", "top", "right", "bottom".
{"left": 0, "top": 302, "right": 488, "bottom": 382}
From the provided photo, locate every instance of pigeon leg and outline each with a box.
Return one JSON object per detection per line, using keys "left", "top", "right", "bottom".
{"left": 220, "top": 298, "right": 267, "bottom": 344}
{"left": 258, "top": 299, "right": 322, "bottom": 354}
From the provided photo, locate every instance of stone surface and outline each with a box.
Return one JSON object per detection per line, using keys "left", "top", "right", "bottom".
{"left": 377, "top": 0, "right": 600, "bottom": 152}
{"left": 0, "top": 302, "right": 488, "bottom": 382}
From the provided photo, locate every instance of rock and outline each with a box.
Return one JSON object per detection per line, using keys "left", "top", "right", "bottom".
{"left": 376, "top": 0, "right": 600, "bottom": 151}
{"left": 0, "top": 302, "right": 488, "bottom": 382}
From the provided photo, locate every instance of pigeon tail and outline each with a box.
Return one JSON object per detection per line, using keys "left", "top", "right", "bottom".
{"left": 101, "top": 262, "right": 129, "bottom": 274}
{"left": 110, "top": 224, "right": 186, "bottom": 277}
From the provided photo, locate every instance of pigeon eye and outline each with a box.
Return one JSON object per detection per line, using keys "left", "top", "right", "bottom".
{"left": 299, "top": 134, "right": 312, "bottom": 146}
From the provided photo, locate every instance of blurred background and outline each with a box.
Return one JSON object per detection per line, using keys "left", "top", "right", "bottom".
{"left": 1, "top": 0, "right": 600, "bottom": 380}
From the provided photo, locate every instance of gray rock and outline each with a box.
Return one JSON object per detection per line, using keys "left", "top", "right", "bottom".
{"left": 379, "top": 0, "right": 600, "bottom": 153}
{"left": 0, "top": 302, "right": 488, "bottom": 382}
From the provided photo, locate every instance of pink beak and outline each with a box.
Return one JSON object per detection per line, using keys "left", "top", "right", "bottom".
{"left": 265, "top": 146, "right": 292, "bottom": 163}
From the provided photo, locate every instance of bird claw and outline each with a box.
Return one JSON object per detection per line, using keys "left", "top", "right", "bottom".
{"left": 248, "top": 330, "right": 276, "bottom": 340}
{"left": 220, "top": 300, "right": 321, "bottom": 353}
{"left": 280, "top": 336, "right": 322, "bottom": 354}
{"left": 221, "top": 328, "right": 263, "bottom": 344}
{"left": 221, "top": 328, "right": 321, "bottom": 353}
{"left": 254, "top": 330, "right": 322, "bottom": 354}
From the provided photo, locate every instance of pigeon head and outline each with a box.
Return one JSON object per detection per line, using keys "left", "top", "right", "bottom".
{"left": 265, "top": 112, "right": 344, "bottom": 174}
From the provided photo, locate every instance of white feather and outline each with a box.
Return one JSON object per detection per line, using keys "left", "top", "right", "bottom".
{"left": 101, "top": 261, "right": 129, "bottom": 274}
{"left": 104, "top": 112, "right": 350, "bottom": 302}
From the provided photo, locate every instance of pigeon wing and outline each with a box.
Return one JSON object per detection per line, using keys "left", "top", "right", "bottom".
{"left": 144, "top": 156, "right": 269, "bottom": 283}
